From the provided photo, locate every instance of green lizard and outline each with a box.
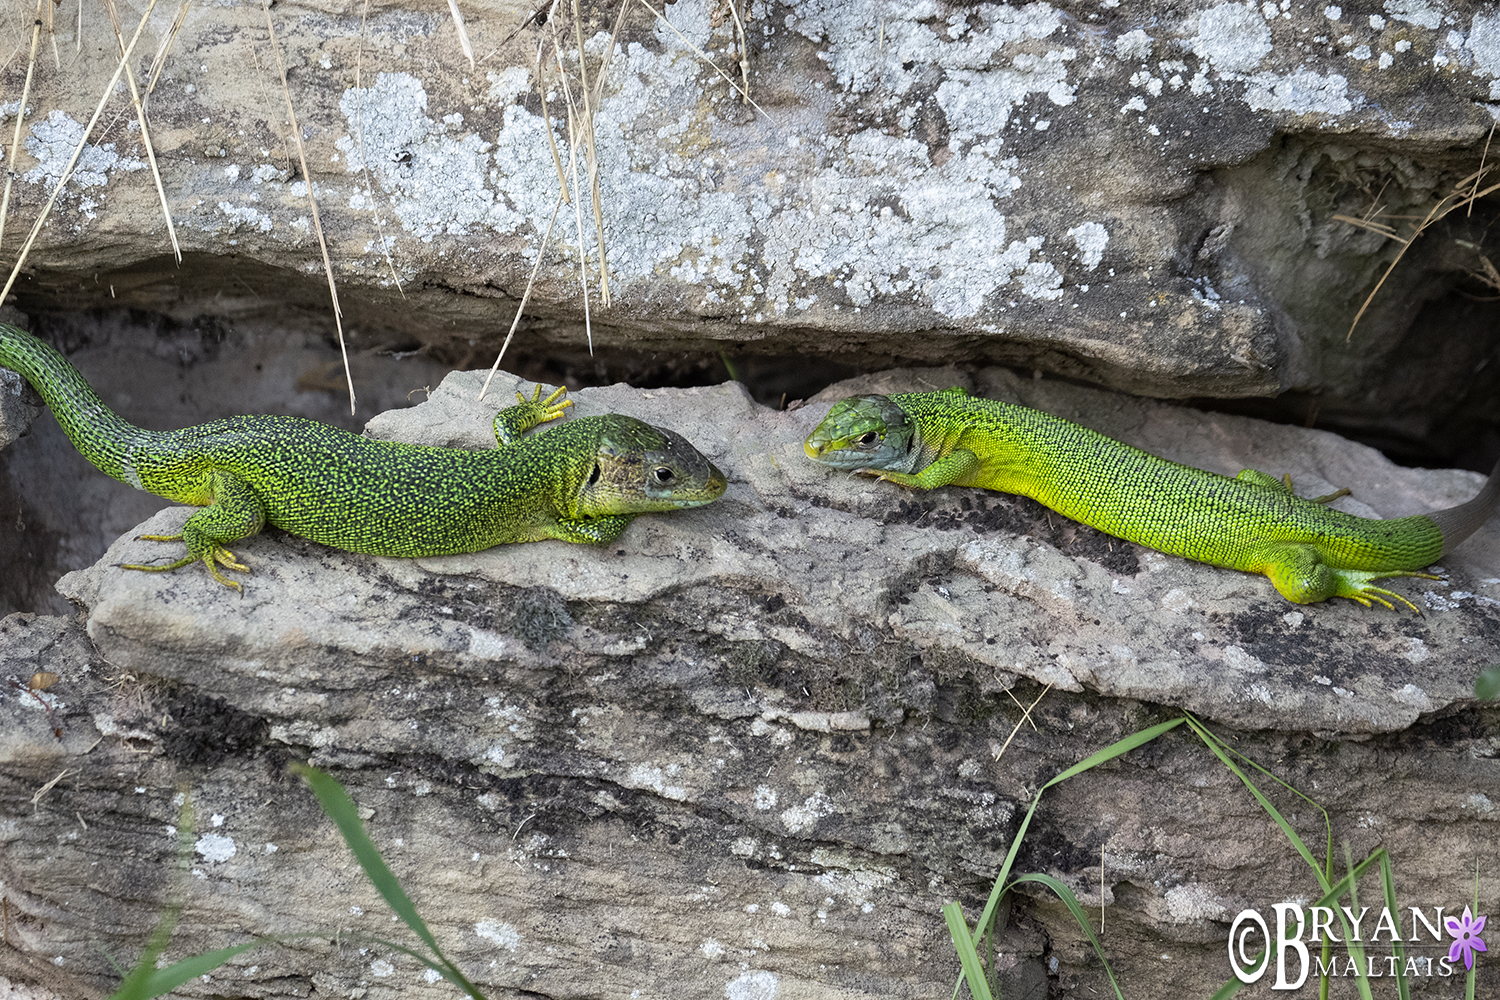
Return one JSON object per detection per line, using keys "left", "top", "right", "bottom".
{"left": 803, "top": 387, "right": 1500, "bottom": 611}
{"left": 0, "top": 323, "right": 725, "bottom": 590}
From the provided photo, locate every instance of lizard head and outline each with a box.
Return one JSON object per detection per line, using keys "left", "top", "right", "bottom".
{"left": 577, "top": 417, "right": 727, "bottom": 513}
{"left": 802, "top": 394, "right": 916, "bottom": 470}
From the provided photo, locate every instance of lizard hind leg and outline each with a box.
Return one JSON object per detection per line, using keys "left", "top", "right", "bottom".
{"left": 1237, "top": 468, "right": 1352, "bottom": 504}
{"left": 118, "top": 472, "right": 266, "bottom": 592}
{"left": 1258, "top": 543, "right": 1435, "bottom": 612}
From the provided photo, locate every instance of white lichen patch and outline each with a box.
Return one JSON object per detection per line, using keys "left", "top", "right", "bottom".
{"left": 1193, "top": 2, "right": 1273, "bottom": 74}
{"left": 194, "top": 833, "right": 236, "bottom": 864}
{"left": 218, "top": 202, "right": 274, "bottom": 233}
{"left": 1067, "top": 221, "right": 1108, "bottom": 270}
{"left": 24, "top": 110, "right": 143, "bottom": 194}
{"left": 625, "top": 762, "right": 689, "bottom": 801}
{"left": 1116, "top": 29, "right": 1154, "bottom": 61}
{"left": 1244, "top": 68, "right": 1355, "bottom": 114}
{"left": 1164, "top": 882, "right": 1228, "bottom": 923}
{"left": 1384, "top": 0, "right": 1440, "bottom": 30}
{"left": 1389, "top": 683, "right": 1432, "bottom": 711}
{"left": 475, "top": 919, "right": 522, "bottom": 950}
{"left": 780, "top": 790, "right": 835, "bottom": 833}
{"left": 1469, "top": 12, "right": 1500, "bottom": 99}
{"left": 725, "top": 970, "right": 779, "bottom": 1000}
{"left": 337, "top": 72, "right": 528, "bottom": 240}
{"left": 729, "top": 971, "right": 786, "bottom": 1000}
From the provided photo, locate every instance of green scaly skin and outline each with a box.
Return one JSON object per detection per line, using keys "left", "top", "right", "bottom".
{"left": 0, "top": 324, "right": 726, "bottom": 591}
{"left": 804, "top": 387, "right": 1500, "bottom": 611}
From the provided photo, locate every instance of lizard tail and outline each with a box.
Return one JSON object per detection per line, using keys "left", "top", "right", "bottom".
{"left": 1428, "top": 455, "right": 1500, "bottom": 557}
{"left": 0, "top": 322, "right": 156, "bottom": 488}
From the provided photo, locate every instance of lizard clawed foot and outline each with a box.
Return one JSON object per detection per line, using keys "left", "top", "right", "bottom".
{"left": 515, "top": 384, "right": 574, "bottom": 424}
{"left": 1308, "top": 487, "right": 1353, "bottom": 505}
{"left": 1346, "top": 585, "right": 1422, "bottom": 614}
{"left": 120, "top": 537, "right": 251, "bottom": 592}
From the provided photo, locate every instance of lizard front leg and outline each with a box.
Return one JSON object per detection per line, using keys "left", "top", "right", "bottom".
{"left": 548, "top": 514, "right": 636, "bottom": 545}
{"left": 856, "top": 448, "right": 980, "bottom": 489}
{"left": 493, "top": 385, "right": 573, "bottom": 446}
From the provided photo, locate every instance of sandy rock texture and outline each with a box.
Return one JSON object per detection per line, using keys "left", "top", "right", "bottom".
{"left": 3, "top": 0, "right": 1499, "bottom": 455}
{"left": 1, "top": 369, "right": 1497, "bottom": 997}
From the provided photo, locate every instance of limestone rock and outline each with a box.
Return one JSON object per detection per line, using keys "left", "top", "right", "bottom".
{"left": 1, "top": 369, "right": 1498, "bottom": 997}
{"left": 0, "top": 309, "right": 41, "bottom": 452}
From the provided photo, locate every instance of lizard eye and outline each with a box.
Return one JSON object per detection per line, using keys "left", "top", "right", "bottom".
{"left": 653, "top": 466, "right": 676, "bottom": 484}
{"left": 856, "top": 431, "right": 881, "bottom": 448}
{"left": 587, "top": 464, "right": 601, "bottom": 486}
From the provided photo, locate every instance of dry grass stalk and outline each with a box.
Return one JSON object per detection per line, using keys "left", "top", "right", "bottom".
{"left": 355, "top": 0, "right": 404, "bottom": 295}
{"left": 991, "top": 684, "right": 1051, "bottom": 763}
{"left": 0, "top": 0, "right": 45, "bottom": 250}
{"left": 103, "top": 0, "right": 181, "bottom": 262}
{"left": 44, "top": 0, "right": 57, "bottom": 70}
{"left": 536, "top": 41, "right": 571, "bottom": 203}
{"left": 478, "top": 191, "right": 566, "bottom": 401}
{"left": 568, "top": 0, "right": 610, "bottom": 306}
{"left": 262, "top": 0, "right": 356, "bottom": 414}
{"left": 552, "top": 47, "right": 594, "bottom": 352}
{"left": 726, "top": 0, "right": 750, "bottom": 104}
{"left": 590, "top": 0, "right": 632, "bottom": 106}
{"left": 0, "top": 0, "right": 161, "bottom": 309}
{"left": 145, "top": 1, "right": 193, "bottom": 97}
{"left": 1336, "top": 161, "right": 1500, "bottom": 340}
{"left": 446, "top": 0, "right": 475, "bottom": 68}
{"left": 1468, "top": 124, "right": 1495, "bottom": 218}
{"left": 1464, "top": 253, "right": 1500, "bottom": 296}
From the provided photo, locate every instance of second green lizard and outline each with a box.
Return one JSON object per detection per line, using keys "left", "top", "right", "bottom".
{"left": 804, "top": 387, "right": 1500, "bottom": 611}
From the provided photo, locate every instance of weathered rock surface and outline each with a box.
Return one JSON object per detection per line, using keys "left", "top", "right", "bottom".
{"left": 5, "top": 0, "right": 1500, "bottom": 457}
{"left": 1, "top": 368, "right": 1497, "bottom": 997}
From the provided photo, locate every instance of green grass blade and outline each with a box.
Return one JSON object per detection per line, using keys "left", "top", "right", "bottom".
{"left": 292, "top": 763, "right": 486, "bottom": 998}
{"left": 971, "top": 718, "right": 1186, "bottom": 946}
{"left": 1377, "top": 852, "right": 1409, "bottom": 1000}
{"left": 1340, "top": 841, "right": 1376, "bottom": 1000}
{"left": 1006, "top": 873, "right": 1125, "bottom": 1000}
{"left": 1475, "top": 663, "right": 1500, "bottom": 700}
{"left": 1184, "top": 718, "right": 1327, "bottom": 889}
{"left": 293, "top": 764, "right": 441, "bottom": 951}
{"left": 1208, "top": 962, "right": 1255, "bottom": 999}
{"left": 105, "top": 917, "right": 178, "bottom": 1000}
{"left": 942, "top": 902, "right": 994, "bottom": 1000}
{"left": 105, "top": 795, "right": 198, "bottom": 1000}
{"left": 1184, "top": 716, "right": 1336, "bottom": 894}
{"left": 124, "top": 941, "right": 270, "bottom": 997}
{"left": 107, "top": 932, "right": 330, "bottom": 1000}
{"left": 945, "top": 719, "right": 1185, "bottom": 998}
{"left": 1039, "top": 717, "right": 1186, "bottom": 792}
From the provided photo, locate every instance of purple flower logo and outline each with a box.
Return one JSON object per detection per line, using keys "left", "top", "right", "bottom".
{"left": 1445, "top": 906, "right": 1488, "bottom": 971}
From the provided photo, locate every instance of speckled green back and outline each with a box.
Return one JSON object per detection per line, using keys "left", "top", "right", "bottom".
{"left": 890, "top": 389, "right": 1445, "bottom": 573}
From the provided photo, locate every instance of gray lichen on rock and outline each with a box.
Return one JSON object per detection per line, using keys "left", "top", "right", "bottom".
{"left": 5, "top": 0, "right": 1498, "bottom": 435}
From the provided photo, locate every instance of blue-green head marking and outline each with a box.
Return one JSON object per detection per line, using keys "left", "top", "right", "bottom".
{"left": 802, "top": 394, "right": 918, "bottom": 472}
{"left": 576, "top": 416, "right": 727, "bottom": 515}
